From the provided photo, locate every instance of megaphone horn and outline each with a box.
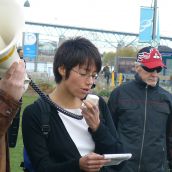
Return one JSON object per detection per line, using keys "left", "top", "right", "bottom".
{"left": 0, "top": 0, "right": 30, "bottom": 90}
{"left": 0, "top": 0, "right": 87, "bottom": 120}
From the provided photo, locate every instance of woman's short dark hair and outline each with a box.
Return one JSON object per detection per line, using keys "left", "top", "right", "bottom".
{"left": 53, "top": 37, "right": 102, "bottom": 83}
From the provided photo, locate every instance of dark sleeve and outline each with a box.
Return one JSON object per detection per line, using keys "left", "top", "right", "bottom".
{"left": 22, "top": 104, "right": 81, "bottom": 172}
{"left": 89, "top": 96, "right": 123, "bottom": 154}
{"left": 166, "top": 101, "right": 172, "bottom": 170}
{"left": 107, "top": 88, "right": 120, "bottom": 127}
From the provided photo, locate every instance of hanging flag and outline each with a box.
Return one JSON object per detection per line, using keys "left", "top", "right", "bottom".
{"left": 23, "top": 32, "right": 39, "bottom": 61}
{"left": 139, "top": 7, "right": 153, "bottom": 43}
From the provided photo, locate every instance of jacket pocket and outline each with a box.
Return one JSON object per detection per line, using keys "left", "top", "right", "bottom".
{"left": 152, "top": 101, "right": 170, "bottom": 114}
{"left": 118, "top": 100, "right": 140, "bottom": 131}
{"left": 148, "top": 102, "right": 169, "bottom": 133}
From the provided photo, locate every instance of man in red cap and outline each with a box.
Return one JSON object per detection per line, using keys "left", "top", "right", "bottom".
{"left": 108, "top": 46, "right": 172, "bottom": 172}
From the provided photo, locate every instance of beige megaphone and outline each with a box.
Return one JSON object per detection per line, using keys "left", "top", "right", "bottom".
{"left": 0, "top": 0, "right": 30, "bottom": 91}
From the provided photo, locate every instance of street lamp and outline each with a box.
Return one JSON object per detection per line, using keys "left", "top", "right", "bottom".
{"left": 152, "top": 0, "right": 158, "bottom": 47}
{"left": 24, "top": 0, "right": 30, "bottom": 7}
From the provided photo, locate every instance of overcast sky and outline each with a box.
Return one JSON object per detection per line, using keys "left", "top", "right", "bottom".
{"left": 19, "top": 0, "right": 172, "bottom": 37}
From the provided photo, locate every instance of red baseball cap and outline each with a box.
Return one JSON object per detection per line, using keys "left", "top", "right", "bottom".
{"left": 136, "top": 46, "right": 166, "bottom": 69}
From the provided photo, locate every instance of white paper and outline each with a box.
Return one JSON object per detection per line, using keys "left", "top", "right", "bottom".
{"left": 103, "top": 153, "right": 132, "bottom": 166}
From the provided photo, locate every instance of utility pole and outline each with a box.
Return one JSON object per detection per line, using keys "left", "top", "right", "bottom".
{"left": 152, "top": 0, "right": 158, "bottom": 47}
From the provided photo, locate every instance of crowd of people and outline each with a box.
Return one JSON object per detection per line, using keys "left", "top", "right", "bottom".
{"left": 1, "top": 37, "right": 172, "bottom": 172}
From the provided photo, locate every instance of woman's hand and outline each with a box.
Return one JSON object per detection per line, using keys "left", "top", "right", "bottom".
{"left": 81, "top": 100, "right": 100, "bottom": 132}
{"left": 79, "top": 152, "right": 110, "bottom": 172}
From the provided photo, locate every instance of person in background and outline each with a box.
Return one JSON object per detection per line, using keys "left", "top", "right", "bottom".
{"left": 17, "top": 47, "right": 23, "bottom": 59}
{"left": 8, "top": 47, "right": 24, "bottom": 147}
{"left": 103, "top": 64, "right": 110, "bottom": 85}
{"left": 0, "top": 61, "right": 25, "bottom": 172}
{"left": 22, "top": 37, "right": 122, "bottom": 172}
{"left": 108, "top": 46, "right": 172, "bottom": 172}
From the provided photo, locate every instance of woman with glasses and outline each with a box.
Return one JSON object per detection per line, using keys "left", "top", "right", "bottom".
{"left": 108, "top": 46, "right": 172, "bottom": 172}
{"left": 22, "top": 37, "right": 122, "bottom": 172}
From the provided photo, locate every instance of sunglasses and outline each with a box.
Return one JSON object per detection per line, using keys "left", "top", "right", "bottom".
{"left": 141, "top": 65, "right": 162, "bottom": 73}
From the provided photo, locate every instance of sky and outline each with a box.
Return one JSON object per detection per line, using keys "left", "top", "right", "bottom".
{"left": 19, "top": 0, "right": 172, "bottom": 37}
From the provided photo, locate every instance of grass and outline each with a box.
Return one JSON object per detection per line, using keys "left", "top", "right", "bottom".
{"left": 10, "top": 95, "right": 38, "bottom": 172}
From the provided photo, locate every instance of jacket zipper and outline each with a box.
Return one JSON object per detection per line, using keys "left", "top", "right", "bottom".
{"left": 138, "top": 85, "right": 148, "bottom": 172}
{"left": 161, "top": 146, "right": 165, "bottom": 171}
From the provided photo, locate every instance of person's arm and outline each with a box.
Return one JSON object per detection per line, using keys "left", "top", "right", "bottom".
{"left": 0, "top": 61, "right": 25, "bottom": 138}
{"left": 166, "top": 105, "right": 172, "bottom": 171}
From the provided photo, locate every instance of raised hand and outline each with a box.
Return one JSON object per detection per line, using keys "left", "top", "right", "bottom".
{"left": 0, "top": 60, "right": 26, "bottom": 101}
{"left": 81, "top": 100, "right": 100, "bottom": 132}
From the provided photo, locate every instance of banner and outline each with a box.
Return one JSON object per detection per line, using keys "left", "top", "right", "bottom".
{"left": 23, "top": 32, "right": 39, "bottom": 60}
{"left": 139, "top": 7, "right": 153, "bottom": 43}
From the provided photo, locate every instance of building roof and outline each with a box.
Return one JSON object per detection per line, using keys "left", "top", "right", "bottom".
{"left": 158, "top": 45, "right": 172, "bottom": 53}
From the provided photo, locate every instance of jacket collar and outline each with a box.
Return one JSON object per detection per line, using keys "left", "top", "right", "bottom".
{"left": 134, "top": 73, "right": 159, "bottom": 89}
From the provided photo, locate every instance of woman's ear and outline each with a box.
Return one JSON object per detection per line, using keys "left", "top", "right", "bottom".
{"left": 58, "top": 66, "right": 66, "bottom": 77}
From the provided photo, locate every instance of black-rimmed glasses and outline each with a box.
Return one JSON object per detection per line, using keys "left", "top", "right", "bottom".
{"left": 72, "top": 69, "right": 98, "bottom": 80}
